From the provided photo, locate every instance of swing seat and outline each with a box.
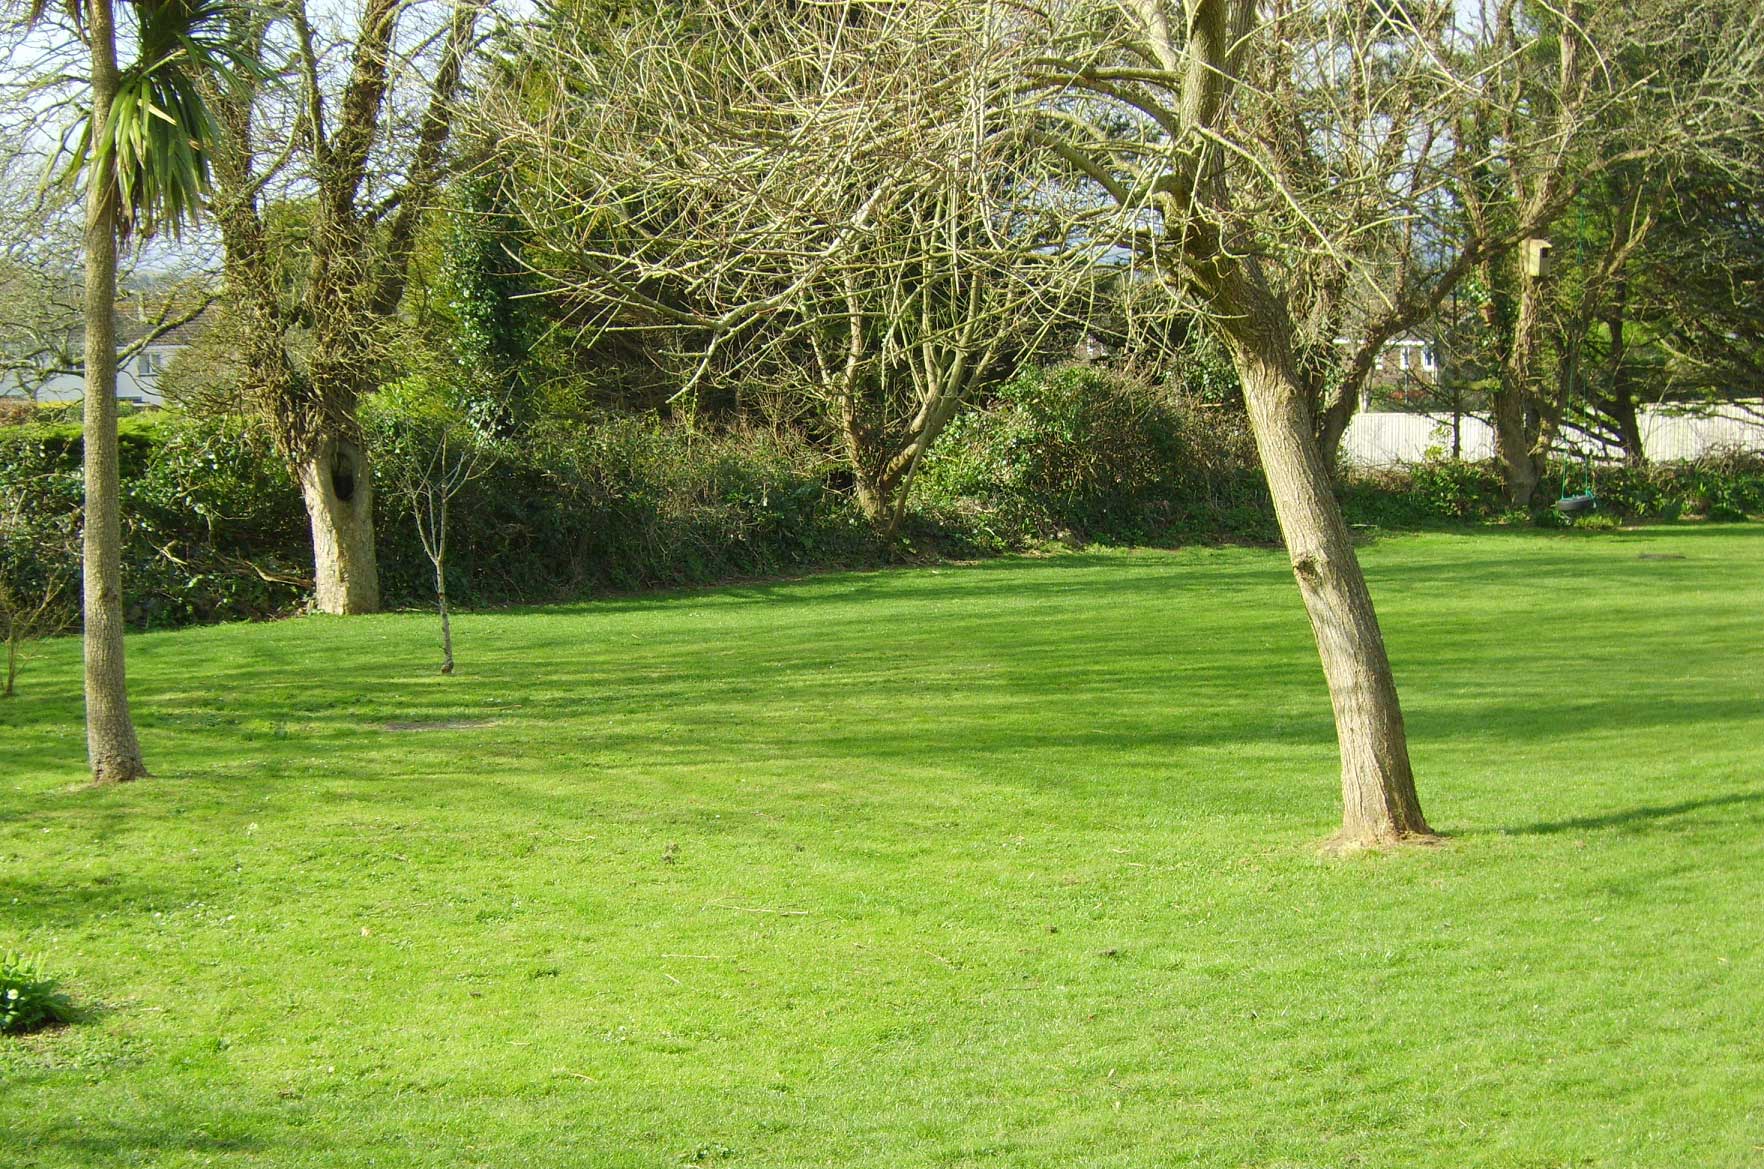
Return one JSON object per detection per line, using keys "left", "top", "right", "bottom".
{"left": 1554, "top": 493, "right": 1597, "bottom": 515}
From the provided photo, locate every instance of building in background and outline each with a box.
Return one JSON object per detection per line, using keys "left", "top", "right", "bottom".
{"left": 1, "top": 311, "right": 205, "bottom": 408}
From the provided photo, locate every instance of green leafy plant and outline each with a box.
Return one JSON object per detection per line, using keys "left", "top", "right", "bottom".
{"left": 1, "top": 952, "right": 76, "bottom": 1034}
{"left": 919, "top": 363, "right": 1269, "bottom": 545}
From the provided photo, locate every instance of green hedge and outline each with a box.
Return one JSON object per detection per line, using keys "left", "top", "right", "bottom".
{"left": 1338, "top": 452, "right": 1764, "bottom": 527}
{"left": 3, "top": 394, "right": 1758, "bottom": 634}
{"left": 0, "top": 416, "right": 309, "bottom": 629}
{"left": 372, "top": 417, "right": 877, "bottom": 607}
{"left": 0, "top": 413, "right": 880, "bottom": 630}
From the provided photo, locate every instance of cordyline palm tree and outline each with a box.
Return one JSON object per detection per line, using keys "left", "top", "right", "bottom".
{"left": 33, "top": 0, "right": 265, "bottom": 783}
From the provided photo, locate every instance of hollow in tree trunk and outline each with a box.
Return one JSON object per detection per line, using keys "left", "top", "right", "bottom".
{"left": 1227, "top": 333, "right": 1433, "bottom": 849}
{"left": 299, "top": 435, "right": 380, "bottom": 615}
{"left": 80, "top": 0, "right": 147, "bottom": 784}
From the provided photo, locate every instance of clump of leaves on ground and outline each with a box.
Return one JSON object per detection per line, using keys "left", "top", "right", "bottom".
{"left": 0, "top": 953, "right": 76, "bottom": 1034}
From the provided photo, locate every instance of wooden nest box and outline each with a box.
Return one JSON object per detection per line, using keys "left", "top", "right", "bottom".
{"left": 1524, "top": 238, "right": 1553, "bottom": 279}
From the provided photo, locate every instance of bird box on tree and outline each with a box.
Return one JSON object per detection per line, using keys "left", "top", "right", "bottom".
{"left": 1524, "top": 238, "right": 1553, "bottom": 279}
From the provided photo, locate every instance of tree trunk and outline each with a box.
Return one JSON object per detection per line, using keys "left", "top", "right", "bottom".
{"left": 1490, "top": 387, "right": 1541, "bottom": 505}
{"left": 839, "top": 402, "right": 900, "bottom": 534}
{"left": 1226, "top": 325, "right": 1433, "bottom": 848}
{"left": 436, "top": 563, "right": 453, "bottom": 675}
{"left": 81, "top": 0, "right": 147, "bottom": 784}
{"left": 435, "top": 492, "right": 453, "bottom": 675}
{"left": 1609, "top": 389, "right": 1645, "bottom": 467}
{"left": 299, "top": 435, "right": 380, "bottom": 615}
{"left": 852, "top": 470, "right": 888, "bottom": 527}
{"left": 1605, "top": 284, "right": 1646, "bottom": 465}
{"left": 1315, "top": 388, "right": 1357, "bottom": 471}
{"left": 1493, "top": 277, "right": 1550, "bottom": 506}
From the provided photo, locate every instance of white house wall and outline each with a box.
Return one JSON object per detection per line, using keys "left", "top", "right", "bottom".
{"left": 2, "top": 346, "right": 176, "bottom": 407}
{"left": 1341, "top": 403, "right": 1764, "bottom": 467}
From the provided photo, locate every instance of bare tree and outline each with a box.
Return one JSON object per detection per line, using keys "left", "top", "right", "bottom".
{"left": 1455, "top": 0, "right": 1764, "bottom": 501}
{"left": 206, "top": 0, "right": 484, "bottom": 613}
{"left": 364, "top": 379, "right": 496, "bottom": 674}
{"left": 1021, "top": 0, "right": 1764, "bottom": 843}
{"left": 490, "top": 1, "right": 1093, "bottom": 536}
{"left": 1020, "top": 0, "right": 1486, "bottom": 847}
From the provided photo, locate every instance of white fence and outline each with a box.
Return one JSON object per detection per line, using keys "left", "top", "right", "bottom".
{"left": 1340, "top": 402, "right": 1764, "bottom": 467}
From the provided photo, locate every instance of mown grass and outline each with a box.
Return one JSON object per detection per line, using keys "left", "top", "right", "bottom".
{"left": 2, "top": 527, "right": 1761, "bottom": 1168}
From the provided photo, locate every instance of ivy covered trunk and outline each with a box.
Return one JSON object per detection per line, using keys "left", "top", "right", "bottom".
{"left": 1491, "top": 275, "right": 1553, "bottom": 507}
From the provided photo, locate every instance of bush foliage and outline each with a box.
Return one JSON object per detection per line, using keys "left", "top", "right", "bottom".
{"left": 0, "top": 410, "right": 879, "bottom": 628}
{"left": 0, "top": 414, "right": 309, "bottom": 629}
{"left": 1338, "top": 449, "right": 1764, "bottom": 528}
{"left": 1, "top": 378, "right": 1758, "bottom": 632}
{"left": 918, "top": 364, "right": 1273, "bottom": 546}
{"left": 372, "top": 415, "right": 876, "bottom": 606}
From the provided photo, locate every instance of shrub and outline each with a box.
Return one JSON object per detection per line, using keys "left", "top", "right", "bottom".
{"left": 369, "top": 411, "right": 878, "bottom": 606}
{"left": 0, "top": 953, "right": 76, "bottom": 1034}
{"left": 1567, "top": 451, "right": 1764, "bottom": 522}
{"left": 0, "top": 413, "right": 309, "bottom": 631}
{"left": 0, "top": 399, "right": 38, "bottom": 427}
{"left": 1, "top": 396, "right": 1752, "bottom": 634}
{"left": 1339, "top": 459, "right": 1505, "bottom": 527}
{"left": 918, "top": 364, "right": 1271, "bottom": 546}
{"left": 1339, "top": 452, "right": 1764, "bottom": 527}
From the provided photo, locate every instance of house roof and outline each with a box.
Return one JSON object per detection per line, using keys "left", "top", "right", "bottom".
{"left": 114, "top": 306, "right": 214, "bottom": 348}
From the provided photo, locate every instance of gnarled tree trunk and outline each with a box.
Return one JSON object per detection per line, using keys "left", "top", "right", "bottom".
{"left": 205, "top": 0, "right": 479, "bottom": 617}
{"left": 81, "top": 0, "right": 147, "bottom": 784}
{"left": 298, "top": 436, "right": 379, "bottom": 615}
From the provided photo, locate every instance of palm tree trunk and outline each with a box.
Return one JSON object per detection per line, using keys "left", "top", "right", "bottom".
{"left": 81, "top": 0, "right": 147, "bottom": 784}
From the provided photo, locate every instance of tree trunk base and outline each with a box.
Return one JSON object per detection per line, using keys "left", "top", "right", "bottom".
{"left": 1230, "top": 335, "right": 1435, "bottom": 851}
{"left": 90, "top": 751, "right": 148, "bottom": 785}
{"left": 300, "top": 438, "right": 380, "bottom": 615}
{"left": 1319, "top": 827, "right": 1444, "bottom": 857}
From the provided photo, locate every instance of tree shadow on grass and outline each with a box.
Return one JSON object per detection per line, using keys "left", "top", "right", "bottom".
{"left": 0, "top": 870, "right": 215, "bottom": 928}
{"left": 1, "top": 1104, "right": 286, "bottom": 1165}
{"left": 1481, "top": 790, "right": 1764, "bottom": 837}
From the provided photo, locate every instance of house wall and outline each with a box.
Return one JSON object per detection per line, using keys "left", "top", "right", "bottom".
{"left": 4, "top": 343, "right": 180, "bottom": 407}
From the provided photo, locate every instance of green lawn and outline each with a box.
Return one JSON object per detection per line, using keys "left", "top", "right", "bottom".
{"left": 3, "top": 527, "right": 1761, "bottom": 1168}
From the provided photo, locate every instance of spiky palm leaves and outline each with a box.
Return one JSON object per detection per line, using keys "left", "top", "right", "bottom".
{"left": 50, "top": 0, "right": 268, "bottom": 240}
